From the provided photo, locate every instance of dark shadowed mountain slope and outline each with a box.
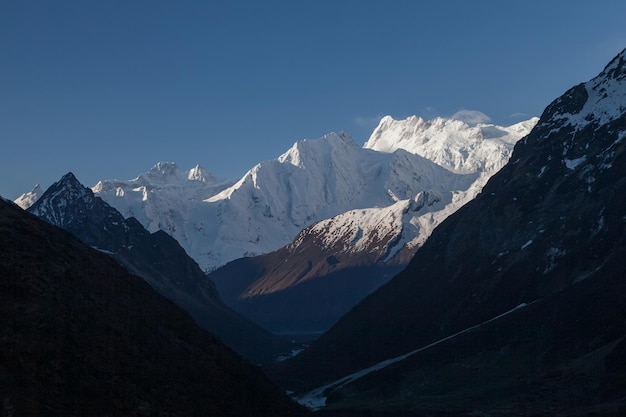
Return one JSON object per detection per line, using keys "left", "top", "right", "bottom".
{"left": 0, "top": 198, "right": 307, "bottom": 416}
{"left": 28, "top": 173, "right": 289, "bottom": 364}
{"left": 209, "top": 216, "right": 409, "bottom": 333}
{"left": 277, "top": 49, "right": 626, "bottom": 415}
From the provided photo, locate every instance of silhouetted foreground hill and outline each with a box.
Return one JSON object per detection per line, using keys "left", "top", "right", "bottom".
{"left": 27, "top": 172, "right": 289, "bottom": 364}
{"left": 0, "top": 198, "right": 307, "bottom": 417}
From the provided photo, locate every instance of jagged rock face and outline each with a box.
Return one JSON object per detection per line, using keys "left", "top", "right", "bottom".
{"left": 28, "top": 173, "right": 289, "bottom": 365}
{"left": 277, "top": 49, "right": 626, "bottom": 415}
{"left": 0, "top": 199, "right": 307, "bottom": 417}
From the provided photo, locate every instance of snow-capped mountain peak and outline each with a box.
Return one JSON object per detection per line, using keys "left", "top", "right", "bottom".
{"left": 208, "top": 131, "right": 366, "bottom": 207}
{"left": 188, "top": 164, "right": 217, "bottom": 183}
{"left": 14, "top": 183, "right": 43, "bottom": 209}
{"left": 91, "top": 162, "right": 223, "bottom": 193}
{"left": 298, "top": 199, "right": 414, "bottom": 260}
{"left": 364, "top": 115, "right": 538, "bottom": 174}
{"left": 91, "top": 163, "right": 235, "bottom": 236}
{"left": 538, "top": 49, "right": 626, "bottom": 137}
{"left": 277, "top": 132, "right": 360, "bottom": 168}
{"left": 28, "top": 172, "right": 96, "bottom": 227}
{"left": 15, "top": 173, "right": 94, "bottom": 211}
{"left": 138, "top": 161, "right": 207, "bottom": 184}
{"left": 42, "top": 172, "right": 89, "bottom": 200}
{"left": 149, "top": 161, "right": 180, "bottom": 176}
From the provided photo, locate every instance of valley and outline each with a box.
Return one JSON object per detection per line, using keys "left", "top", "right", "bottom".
{"left": 4, "top": 46, "right": 626, "bottom": 417}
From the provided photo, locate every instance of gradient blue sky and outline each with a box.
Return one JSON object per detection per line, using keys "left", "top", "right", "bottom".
{"left": 2, "top": 0, "right": 626, "bottom": 199}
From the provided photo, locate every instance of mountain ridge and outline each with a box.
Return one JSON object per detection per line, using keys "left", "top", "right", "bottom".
{"left": 27, "top": 172, "right": 289, "bottom": 364}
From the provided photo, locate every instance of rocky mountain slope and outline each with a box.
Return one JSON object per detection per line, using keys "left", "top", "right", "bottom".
{"left": 277, "top": 49, "right": 626, "bottom": 416}
{"left": 28, "top": 172, "right": 289, "bottom": 364}
{"left": 208, "top": 200, "right": 415, "bottom": 333}
{"left": 0, "top": 197, "right": 307, "bottom": 417}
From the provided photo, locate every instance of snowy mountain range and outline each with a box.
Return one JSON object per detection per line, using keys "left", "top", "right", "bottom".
{"left": 72, "top": 117, "right": 537, "bottom": 274}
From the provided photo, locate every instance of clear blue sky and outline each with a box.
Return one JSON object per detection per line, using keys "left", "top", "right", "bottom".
{"left": 1, "top": 0, "right": 625, "bottom": 199}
